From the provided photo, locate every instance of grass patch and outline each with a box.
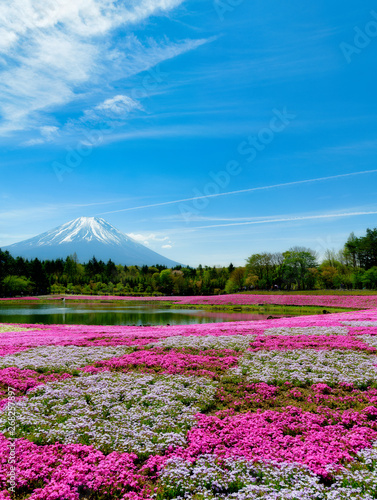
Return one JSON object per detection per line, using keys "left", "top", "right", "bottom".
{"left": 169, "top": 303, "right": 355, "bottom": 315}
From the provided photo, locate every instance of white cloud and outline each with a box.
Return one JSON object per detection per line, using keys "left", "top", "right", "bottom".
{"left": 0, "top": 1, "right": 185, "bottom": 54}
{"left": 0, "top": 27, "right": 17, "bottom": 51}
{"left": 78, "top": 94, "right": 143, "bottom": 126}
{"left": 40, "top": 126, "right": 59, "bottom": 139}
{"left": 128, "top": 232, "right": 169, "bottom": 244}
{"left": 22, "top": 125, "right": 60, "bottom": 146}
{"left": 95, "top": 95, "right": 142, "bottom": 115}
{"left": 0, "top": 0, "right": 207, "bottom": 137}
{"left": 22, "top": 138, "right": 45, "bottom": 147}
{"left": 128, "top": 232, "right": 174, "bottom": 249}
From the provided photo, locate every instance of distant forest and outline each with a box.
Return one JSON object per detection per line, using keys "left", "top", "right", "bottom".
{"left": 1, "top": 228, "right": 377, "bottom": 297}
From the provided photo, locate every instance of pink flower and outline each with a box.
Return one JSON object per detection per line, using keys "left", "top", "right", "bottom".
{"left": 172, "top": 406, "right": 377, "bottom": 476}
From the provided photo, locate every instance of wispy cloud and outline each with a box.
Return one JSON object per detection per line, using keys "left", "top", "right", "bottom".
{"left": 97, "top": 169, "right": 377, "bottom": 216}
{"left": 0, "top": 198, "right": 139, "bottom": 224}
{"left": 149, "top": 208, "right": 377, "bottom": 238}
{"left": 20, "top": 36, "right": 211, "bottom": 145}
{"left": 278, "top": 138, "right": 377, "bottom": 162}
{"left": 319, "top": 140, "right": 377, "bottom": 155}
{"left": 191, "top": 210, "right": 377, "bottom": 230}
{"left": 23, "top": 125, "right": 60, "bottom": 146}
{"left": 0, "top": 0, "right": 210, "bottom": 139}
{"left": 66, "top": 94, "right": 144, "bottom": 139}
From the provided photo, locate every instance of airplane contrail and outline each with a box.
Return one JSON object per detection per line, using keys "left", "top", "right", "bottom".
{"left": 97, "top": 169, "right": 377, "bottom": 215}
{"left": 192, "top": 210, "right": 377, "bottom": 229}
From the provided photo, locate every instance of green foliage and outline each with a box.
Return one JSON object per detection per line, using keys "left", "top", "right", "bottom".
{"left": 281, "top": 247, "right": 317, "bottom": 290}
{"left": 50, "top": 283, "right": 67, "bottom": 294}
{"left": 345, "top": 228, "right": 377, "bottom": 269}
{"left": 1, "top": 227, "right": 377, "bottom": 296}
{"left": 225, "top": 279, "right": 239, "bottom": 294}
{"left": 362, "top": 267, "right": 377, "bottom": 289}
{"left": 2, "top": 275, "right": 33, "bottom": 296}
{"left": 159, "top": 269, "right": 174, "bottom": 294}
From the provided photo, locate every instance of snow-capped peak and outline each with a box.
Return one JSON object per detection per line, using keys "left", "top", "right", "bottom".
{"left": 38, "top": 217, "right": 131, "bottom": 246}
{"left": 3, "top": 217, "right": 180, "bottom": 267}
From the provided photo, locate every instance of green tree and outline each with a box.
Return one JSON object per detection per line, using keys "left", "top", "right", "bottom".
{"left": 2, "top": 275, "right": 33, "bottom": 296}
{"left": 50, "top": 283, "right": 67, "bottom": 294}
{"left": 229, "top": 267, "right": 245, "bottom": 289}
{"left": 319, "top": 265, "right": 339, "bottom": 289}
{"left": 159, "top": 269, "right": 174, "bottom": 294}
{"left": 30, "top": 259, "right": 49, "bottom": 294}
{"left": 345, "top": 228, "right": 377, "bottom": 270}
{"left": 282, "top": 248, "right": 317, "bottom": 290}
{"left": 351, "top": 269, "right": 365, "bottom": 289}
{"left": 225, "top": 279, "right": 238, "bottom": 294}
{"left": 64, "top": 255, "right": 82, "bottom": 284}
{"left": 361, "top": 267, "right": 377, "bottom": 289}
{"left": 246, "top": 253, "right": 283, "bottom": 289}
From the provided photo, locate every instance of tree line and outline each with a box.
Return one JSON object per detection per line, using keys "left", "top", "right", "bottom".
{"left": 0, "top": 227, "right": 377, "bottom": 297}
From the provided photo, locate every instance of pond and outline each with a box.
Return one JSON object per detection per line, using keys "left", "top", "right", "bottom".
{"left": 0, "top": 303, "right": 296, "bottom": 326}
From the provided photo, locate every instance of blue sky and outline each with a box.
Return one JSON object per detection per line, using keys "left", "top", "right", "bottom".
{"left": 1, "top": 0, "right": 377, "bottom": 266}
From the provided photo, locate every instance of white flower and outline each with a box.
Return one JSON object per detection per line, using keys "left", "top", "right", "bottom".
{"left": 229, "top": 349, "right": 377, "bottom": 386}
{"left": 263, "top": 326, "right": 349, "bottom": 336}
{"left": 0, "top": 345, "right": 135, "bottom": 370}
{"left": 0, "top": 372, "right": 216, "bottom": 456}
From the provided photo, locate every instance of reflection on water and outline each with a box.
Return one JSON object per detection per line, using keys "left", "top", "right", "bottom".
{"left": 0, "top": 303, "right": 292, "bottom": 326}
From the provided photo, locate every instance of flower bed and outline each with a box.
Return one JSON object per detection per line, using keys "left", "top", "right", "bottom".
{"left": 0, "top": 372, "right": 216, "bottom": 457}
{"left": 0, "top": 345, "right": 135, "bottom": 371}
{"left": 2, "top": 292, "right": 377, "bottom": 308}
{"left": 1, "top": 307, "right": 377, "bottom": 497}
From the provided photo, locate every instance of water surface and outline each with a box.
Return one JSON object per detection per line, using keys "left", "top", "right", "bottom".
{"left": 0, "top": 303, "right": 294, "bottom": 326}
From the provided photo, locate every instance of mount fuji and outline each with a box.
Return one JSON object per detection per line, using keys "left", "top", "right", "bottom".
{"left": 2, "top": 217, "right": 181, "bottom": 267}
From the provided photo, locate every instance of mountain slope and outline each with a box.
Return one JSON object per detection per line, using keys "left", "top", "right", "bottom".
{"left": 2, "top": 217, "right": 181, "bottom": 267}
